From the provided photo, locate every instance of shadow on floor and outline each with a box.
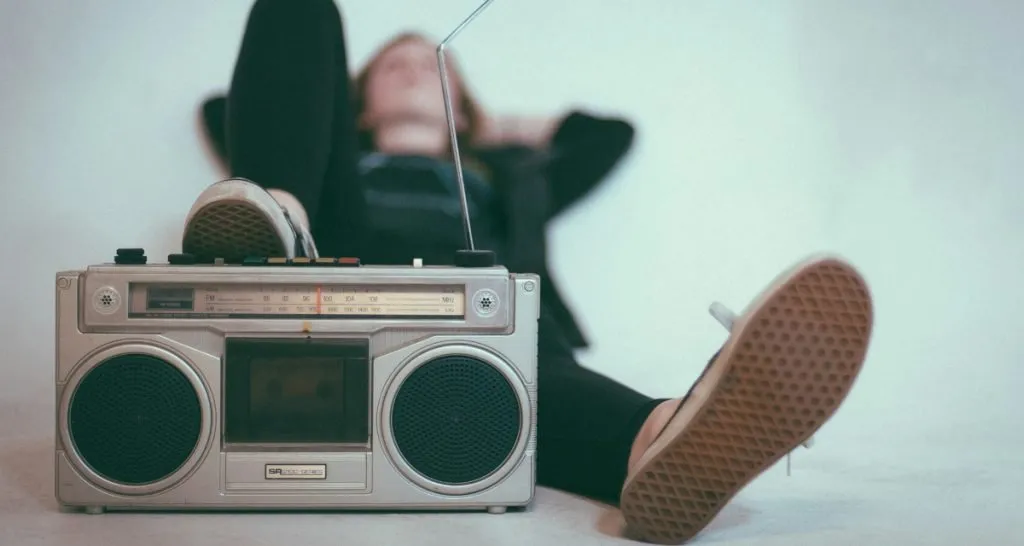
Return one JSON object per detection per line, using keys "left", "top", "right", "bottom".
{"left": 0, "top": 434, "right": 56, "bottom": 513}
{"left": 593, "top": 499, "right": 754, "bottom": 541}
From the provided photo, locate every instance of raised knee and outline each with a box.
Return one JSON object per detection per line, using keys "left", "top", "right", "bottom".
{"left": 249, "top": 0, "right": 343, "bottom": 29}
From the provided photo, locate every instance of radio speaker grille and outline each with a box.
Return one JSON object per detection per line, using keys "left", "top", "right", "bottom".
{"left": 391, "top": 355, "right": 521, "bottom": 486}
{"left": 68, "top": 354, "right": 203, "bottom": 486}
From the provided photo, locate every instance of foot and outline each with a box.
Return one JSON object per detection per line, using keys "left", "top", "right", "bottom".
{"left": 620, "top": 255, "right": 874, "bottom": 544}
{"left": 181, "top": 178, "right": 318, "bottom": 262}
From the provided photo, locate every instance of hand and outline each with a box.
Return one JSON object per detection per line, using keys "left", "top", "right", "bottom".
{"left": 475, "top": 114, "right": 560, "bottom": 148}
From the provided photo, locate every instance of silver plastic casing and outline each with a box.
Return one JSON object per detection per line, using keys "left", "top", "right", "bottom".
{"left": 54, "top": 262, "right": 539, "bottom": 515}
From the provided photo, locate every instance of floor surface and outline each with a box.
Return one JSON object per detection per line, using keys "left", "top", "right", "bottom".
{"left": 3, "top": 390, "right": 1021, "bottom": 546}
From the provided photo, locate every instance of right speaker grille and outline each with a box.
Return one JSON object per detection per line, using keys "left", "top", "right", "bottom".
{"left": 391, "top": 354, "right": 522, "bottom": 486}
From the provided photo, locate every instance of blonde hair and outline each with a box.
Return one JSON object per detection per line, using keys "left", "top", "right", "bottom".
{"left": 352, "top": 32, "right": 485, "bottom": 154}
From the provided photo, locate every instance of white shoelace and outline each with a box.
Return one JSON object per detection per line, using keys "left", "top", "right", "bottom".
{"left": 708, "top": 302, "right": 814, "bottom": 476}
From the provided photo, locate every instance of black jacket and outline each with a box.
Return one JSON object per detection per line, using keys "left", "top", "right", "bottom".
{"left": 200, "top": 96, "right": 635, "bottom": 349}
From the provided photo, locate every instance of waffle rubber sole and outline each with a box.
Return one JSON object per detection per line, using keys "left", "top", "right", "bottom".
{"left": 620, "top": 257, "right": 874, "bottom": 544}
{"left": 181, "top": 201, "right": 288, "bottom": 262}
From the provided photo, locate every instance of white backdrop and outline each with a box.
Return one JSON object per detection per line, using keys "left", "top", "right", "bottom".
{"left": 1, "top": 0, "right": 1022, "bottom": 500}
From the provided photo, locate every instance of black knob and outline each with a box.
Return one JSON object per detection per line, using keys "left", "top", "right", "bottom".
{"left": 168, "top": 253, "right": 197, "bottom": 265}
{"left": 114, "top": 248, "right": 147, "bottom": 264}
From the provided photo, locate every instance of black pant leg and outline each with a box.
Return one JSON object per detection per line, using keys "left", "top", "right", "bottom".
{"left": 225, "top": 0, "right": 362, "bottom": 257}
{"left": 535, "top": 313, "right": 666, "bottom": 506}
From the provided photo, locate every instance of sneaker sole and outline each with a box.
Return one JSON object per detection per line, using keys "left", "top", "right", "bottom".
{"left": 181, "top": 178, "right": 293, "bottom": 262}
{"left": 620, "top": 256, "right": 874, "bottom": 544}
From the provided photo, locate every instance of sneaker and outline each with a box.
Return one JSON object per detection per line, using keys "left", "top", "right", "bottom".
{"left": 620, "top": 255, "right": 874, "bottom": 544}
{"left": 181, "top": 178, "right": 318, "bottom": 262}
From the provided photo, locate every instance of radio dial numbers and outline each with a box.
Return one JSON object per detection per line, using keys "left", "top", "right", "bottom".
{"left": 191, "top": 286, "right": 464, "bottom": 317}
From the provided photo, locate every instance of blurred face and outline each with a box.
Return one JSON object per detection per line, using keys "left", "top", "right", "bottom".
{"left": 360, "top": 38, "right": 465, "bottom": 130}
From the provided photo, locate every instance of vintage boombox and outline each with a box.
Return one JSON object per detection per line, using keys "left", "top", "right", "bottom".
{"left": 54, "top": 250, "right": 540, "bottom": 515}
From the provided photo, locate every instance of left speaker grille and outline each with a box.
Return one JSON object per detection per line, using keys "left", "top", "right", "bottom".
{"left": 68, "top": 354, "right": 202, "bottom": 486}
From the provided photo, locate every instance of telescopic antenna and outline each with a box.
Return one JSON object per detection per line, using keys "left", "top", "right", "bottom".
{"left": 438, "top": 0, "right": 498, "bottom": 268}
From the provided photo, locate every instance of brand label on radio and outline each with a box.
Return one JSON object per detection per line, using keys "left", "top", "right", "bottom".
{"left": 264, "top": 464, "right": 327, "bottom": 480}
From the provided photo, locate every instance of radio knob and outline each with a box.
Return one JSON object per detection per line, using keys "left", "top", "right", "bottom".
{"left": 168, "top": 253, "right": 197, "bottom": 265}
{"left": 114, "top": 248, "right": 147, "bottom": 265}
{"left": 242, "top": 256, "right": 268, "bottom": 266}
